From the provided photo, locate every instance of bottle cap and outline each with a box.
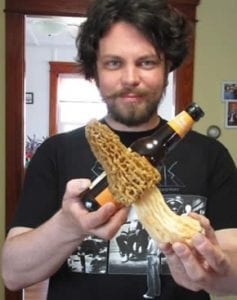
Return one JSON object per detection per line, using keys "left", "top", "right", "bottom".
{"left": 186, "top": 102, "right": 205, "bottom": 121}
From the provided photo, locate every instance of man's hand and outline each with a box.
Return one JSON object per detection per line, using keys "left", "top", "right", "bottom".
{"left": 61, "top": 179, "right": 129, "bottom": 241}
{"left": 2, "top": 178, "right": 129, "bottom": 291}
{"left": 159, "top": 214, "right": 237, "bottom": 296}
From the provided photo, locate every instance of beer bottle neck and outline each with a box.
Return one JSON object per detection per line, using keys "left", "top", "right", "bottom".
{"left": 167, "top": 110, "right": 194, "bottom": 138}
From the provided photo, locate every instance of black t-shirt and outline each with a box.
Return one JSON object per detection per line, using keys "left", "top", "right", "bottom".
{"left": 11, "top": 118, "right": 237, "bottom": 300}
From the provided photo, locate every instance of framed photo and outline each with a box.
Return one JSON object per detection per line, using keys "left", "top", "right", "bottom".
{"left": 221, "top": 81, "right": 237, "bottom": 101}
{"left": 225, "top": 101, "right": 237, "bottom": 128}
{"left": 25, "top": 92, "right": 34, "bottom": 104}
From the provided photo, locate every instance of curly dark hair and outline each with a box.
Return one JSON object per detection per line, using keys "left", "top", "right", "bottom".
{"left": 76, "top": 0, "right": 191, "bottom": 80}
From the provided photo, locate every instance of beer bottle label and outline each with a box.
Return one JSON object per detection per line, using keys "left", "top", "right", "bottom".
{"left": 168, "top": 111, "right": 194, "bottom": 138}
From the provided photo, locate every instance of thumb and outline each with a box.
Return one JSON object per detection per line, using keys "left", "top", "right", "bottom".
{"left": 65, "top": 178, "right": 91, "bottom": 198}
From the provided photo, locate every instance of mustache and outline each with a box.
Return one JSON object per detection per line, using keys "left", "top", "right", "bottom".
{"left": 106, "top": 88, "right": 149, "bottom": 99}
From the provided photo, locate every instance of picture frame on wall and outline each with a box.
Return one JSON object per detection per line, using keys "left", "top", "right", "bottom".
{"left": 225, "top": 101, "right": 237, "bottom": 128}
{"left": 26, "top": 92, "right": 34, "bottom": 104}
{"left": 221, "top": 81, "right": 237, "bottom": 101}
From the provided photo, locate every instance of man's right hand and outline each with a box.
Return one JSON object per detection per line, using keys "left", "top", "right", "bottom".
{"left": 1, "top": 178, "right": 129, "bottom": 291}
{"left": 61, "top": 178, "right": 129, "bottom": 241}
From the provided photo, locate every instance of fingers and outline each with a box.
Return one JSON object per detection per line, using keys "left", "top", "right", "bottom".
{"left": 158, "top": 215, "right": 231, "bottom": 294}
{"left": 164, "top": 241, "right": 215, "bottom": 292}
{"left": 83, "top": 202, "right": 118, "bottom": 228}
{"left": 170, "top": 234, "right": 229, "bottom": 284}
{"left": 160, "top": 242, "right": 202, "bottom": 291}
{"left": 172, "top": 241, "right": 208, "bottom": 280}
{"left": 88, "top": 204, "right": 129, "bottom": 239}
{"left": 189, "top": 214, "right": 230, "bottom": 275}
{"left": 192, "top": 233, "right": 230, "bottom": 275}
{"left": 63, "top": 179, "right": 130, "bottom": 239}
{"left": 189, "top": 213, "right": 218, "bottom": 246}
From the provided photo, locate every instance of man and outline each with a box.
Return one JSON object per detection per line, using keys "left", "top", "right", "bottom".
{"left": 116, "top": 219, "right": 148, "bottom": 262}
{"left": 144, "top": 238, "right": 161, "bottom": 299}
{"left": 2, "top": 0, "right": 237, "bottom": 299}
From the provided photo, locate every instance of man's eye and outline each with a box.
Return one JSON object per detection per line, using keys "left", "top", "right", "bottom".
{"left": 104, "top": 60, "right": 121, "bottom": 69}
{"left": 140, "top": 60, "right": 157, "bottom": 69}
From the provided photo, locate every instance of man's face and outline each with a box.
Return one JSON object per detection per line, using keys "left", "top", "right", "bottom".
{"left": 96, "top": 22, "right": 168, "bottom": 126}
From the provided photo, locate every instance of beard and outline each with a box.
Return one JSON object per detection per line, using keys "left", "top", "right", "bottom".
{"left": 103, "top": 88, "right": 164, "bottom": 126}
{"left": 106, "top": 100, "right": 159, "bottom": 126}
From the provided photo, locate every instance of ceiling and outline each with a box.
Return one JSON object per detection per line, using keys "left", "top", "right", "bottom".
{"left": 25, "top": 16, "right": 86, "bottom": 47}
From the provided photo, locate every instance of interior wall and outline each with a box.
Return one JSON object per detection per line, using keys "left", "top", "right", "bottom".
{"left": 194, "top": 1, "right": 237, "bottom": 297}
{"left": 25, "top": 44, "right": 77, "bottom": 139}
{"left": 0, "top": 0, "right": 5, "bottom": 298}
{"left": 193, "top": 0, "right": 237, "bottom": 165}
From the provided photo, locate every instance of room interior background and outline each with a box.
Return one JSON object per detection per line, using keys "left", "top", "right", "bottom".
{"left": 193, "top": 0, "right": 237, "bottom": 166}
{"left": 0, "top": 0, "right": 237, "bottom": 299}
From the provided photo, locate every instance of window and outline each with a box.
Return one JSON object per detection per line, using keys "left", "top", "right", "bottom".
{"left": 57, "top": 74, "right": 107, "bottom": 132}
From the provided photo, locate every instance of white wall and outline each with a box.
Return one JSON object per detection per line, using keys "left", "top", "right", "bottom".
{"left": 25, "top": 45, "right": 77, "bottom": 139}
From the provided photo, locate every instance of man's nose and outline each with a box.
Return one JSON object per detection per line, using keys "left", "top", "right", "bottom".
{"left": 121, "top": 66, "right": 140, "bottom": 87}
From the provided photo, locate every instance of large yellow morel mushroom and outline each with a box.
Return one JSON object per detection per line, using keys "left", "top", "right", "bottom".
{"left": 85, "top": 119, "right": 203, "bottom": 244}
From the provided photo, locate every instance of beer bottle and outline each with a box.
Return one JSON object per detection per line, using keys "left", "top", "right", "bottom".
{"left": 81, "top": 102, "right": 204, "bottom": 211}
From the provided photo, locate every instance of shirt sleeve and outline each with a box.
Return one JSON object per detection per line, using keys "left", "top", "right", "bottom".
{"left": 10, "top": 137, "right": 61, "bottom": 229}
{"left": 206, "top": 143, "right": 237, "bottom": 230}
